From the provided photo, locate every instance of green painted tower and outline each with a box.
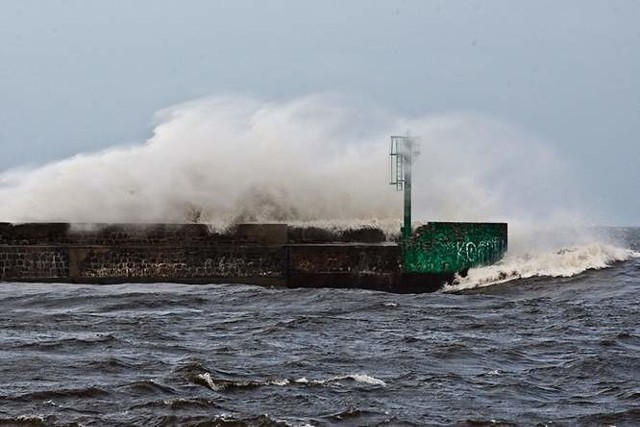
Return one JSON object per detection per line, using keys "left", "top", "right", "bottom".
{"left": 389, "top": 135, "right": 419, "bottom": 240}
{"left": 389, "top": 135, "right": 507, "bottom": 285}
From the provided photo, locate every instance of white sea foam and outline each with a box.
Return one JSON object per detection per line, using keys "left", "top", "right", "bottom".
{"left": 196, "top": 372, "right": 222, "bottom": 391}
{"left": 445, "top": 243, "right": 640, "bottom": 292}
{"left": 295, "top": 374, "right": 387, "bottom": 387}
{"left": 16, "top": 415, "right": 46, "bottom": 423}
{"left": 343, "top": 374, "right": 387, "bottom": 387}
{"left": 195, "top": 372, "right": 385, "bottom": 391}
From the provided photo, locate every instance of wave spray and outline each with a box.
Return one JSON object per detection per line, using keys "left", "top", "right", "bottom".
{"left": 0, "top": 93, "right": 633, "bottom": 288}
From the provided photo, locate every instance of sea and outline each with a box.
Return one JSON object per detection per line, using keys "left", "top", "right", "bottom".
{"left": 0, "top": 228, "right": 638, "bottom": 426}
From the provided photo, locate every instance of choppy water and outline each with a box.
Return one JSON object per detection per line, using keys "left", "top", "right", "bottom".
{"left": 1, "top": 229, "right": 639, "bottom": 426}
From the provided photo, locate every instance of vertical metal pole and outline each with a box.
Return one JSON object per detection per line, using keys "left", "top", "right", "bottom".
{"left": 402, "top": 137, "right": 412, "bottom": 241}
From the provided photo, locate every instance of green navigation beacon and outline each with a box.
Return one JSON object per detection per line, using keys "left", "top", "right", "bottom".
{"left": 389, "top": 133, "right": 508, "bottom": 291}
{"left": 389, "top": 135, "right": 420, "bottom": 241}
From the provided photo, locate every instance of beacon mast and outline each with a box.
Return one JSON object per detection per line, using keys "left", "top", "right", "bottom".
{"left": 389, "top": 135, "right": 419, "bottom": 240}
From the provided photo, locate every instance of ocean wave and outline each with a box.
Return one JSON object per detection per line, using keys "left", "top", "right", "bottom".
{"left": 322, "top": 374, "right": 387, "bottom": 387}
{"left": 140, "top": 413, "right": 295, "bottom": 426}
{"left": 119, "top": 379, "right": 178, "bottom": 396}
{"left": 9, "top": 386, "right": 111, "bottom": 402}
{"left": 293, "top": 374, "right": 387, "bottom": 387}
{"left": 195, "top": 372, "right": 265, "bottom": 391}
{"left": 0, "top": 415, "right": 51, "bottom": 426}
{"left": 11, "top": 333, "right": 121, "bottom": 351}
{"left": 127, "top": 397, "right": 222, "bottom": 411}
{"left": 194, "top": 372, "right": 386, "bottom": 391}
{"left": 324, "top": 407, "right": 392, "bottom": 423}
{"left": 444, "top": 243, "right": 640, "bottom": 292}
{"left": 575, "top": 408, "right": 640, "bottom": 425}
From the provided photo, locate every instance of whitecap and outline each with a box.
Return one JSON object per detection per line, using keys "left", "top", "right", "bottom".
{"left": 445, "top": 244, "right": 640, "bottom": 292}
{"left": 196, "top": 372, "right": 222, "bottom": 391}
{"left": 346, "top": 374, "right": 387, "bottom": 386}
{"left": 269, "top": 379, "right": 290, "bottom": 386}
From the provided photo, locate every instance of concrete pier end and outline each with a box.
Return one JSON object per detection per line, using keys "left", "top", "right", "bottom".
{"left": 0, "top": 222, "right": 506, "bottom": 293}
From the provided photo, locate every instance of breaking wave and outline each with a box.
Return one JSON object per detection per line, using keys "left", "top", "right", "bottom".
{"left": 294, "top": 374, "right": 387, "bottom": 387}
{"left": 445, "top": 243, "right": 640, "bottom": 292}
{"left": 195, "top": 372, "right": 386, "bottom": 391}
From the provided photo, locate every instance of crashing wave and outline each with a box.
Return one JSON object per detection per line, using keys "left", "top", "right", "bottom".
{"left": 444, "top": 243, "right": 639, "bottom": 292}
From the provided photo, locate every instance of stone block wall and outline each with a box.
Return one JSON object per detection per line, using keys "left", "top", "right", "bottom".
{"left": 287, "top": 244, "right": 401, "bottom": 292}
{"left": 0, "top": 246, "right": 68, "bottom": 280}
{"left": 0, "top": 223, "right": 397, "bottom": 287}
{"left": 0, "top": 223, "right": 385, "bottom": 246}
{"left": 70, "top": 246, "right": 287, "bottom": 284}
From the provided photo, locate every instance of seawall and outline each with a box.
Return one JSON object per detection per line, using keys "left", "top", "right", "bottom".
{"left": 0, "top": 222, "right": 507, "bottom": 292}
{"left": 0, "top": 223, "right": 406, "bottom": 292}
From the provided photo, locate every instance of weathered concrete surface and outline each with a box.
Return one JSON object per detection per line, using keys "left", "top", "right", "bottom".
{"left": 0, "top": 223, "right": 401, "bottom": 289}
{"left": 288, "top": 244, "right": 401, "bottom": 292}
{"left": 0, "top": 223, "right": 267, "bottom": 246}
{"left": 287, "top": 226, "right": 388, "bottom": 244}
{"left": 0, "top": 246, "right": 68, "bottom": 280}
{"left": 403, "top": 222, "right": 508, "bottom": 274}
{"left": 0, "top": 222, "right": 507, "bottom": 292}
{"left": 234, "top": 223, "right": 288, "bottom": 245}
{"left": 68, "top": 245, "right": 288, "bottom": 284}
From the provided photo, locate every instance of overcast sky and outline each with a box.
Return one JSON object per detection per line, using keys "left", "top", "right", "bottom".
{"left": 0, "top": 0, "right": 638, "bottom": 225}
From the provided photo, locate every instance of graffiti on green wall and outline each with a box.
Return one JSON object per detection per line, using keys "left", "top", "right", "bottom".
{"left": 402, "top": 222, "right": 508, "bottom": 274}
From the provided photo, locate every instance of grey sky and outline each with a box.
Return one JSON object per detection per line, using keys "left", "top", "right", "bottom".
{"left": 0, "top": 0, "right": 638, "bottom": 224}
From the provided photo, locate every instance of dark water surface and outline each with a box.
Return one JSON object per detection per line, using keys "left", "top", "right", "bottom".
{"left": 1, "top": 230, "right": 639, "bottom": 426}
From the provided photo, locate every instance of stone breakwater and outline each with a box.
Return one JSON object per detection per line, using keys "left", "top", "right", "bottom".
{"left": 0, "top": 223, "right": 408, "bottom": 292}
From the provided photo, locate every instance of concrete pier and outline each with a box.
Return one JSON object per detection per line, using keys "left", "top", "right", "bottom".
{"left": 0, "top": 223, "right": 426, "bottom": 292}
{"left": 0, "top": 222, "right": 505, "bottom": 293}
